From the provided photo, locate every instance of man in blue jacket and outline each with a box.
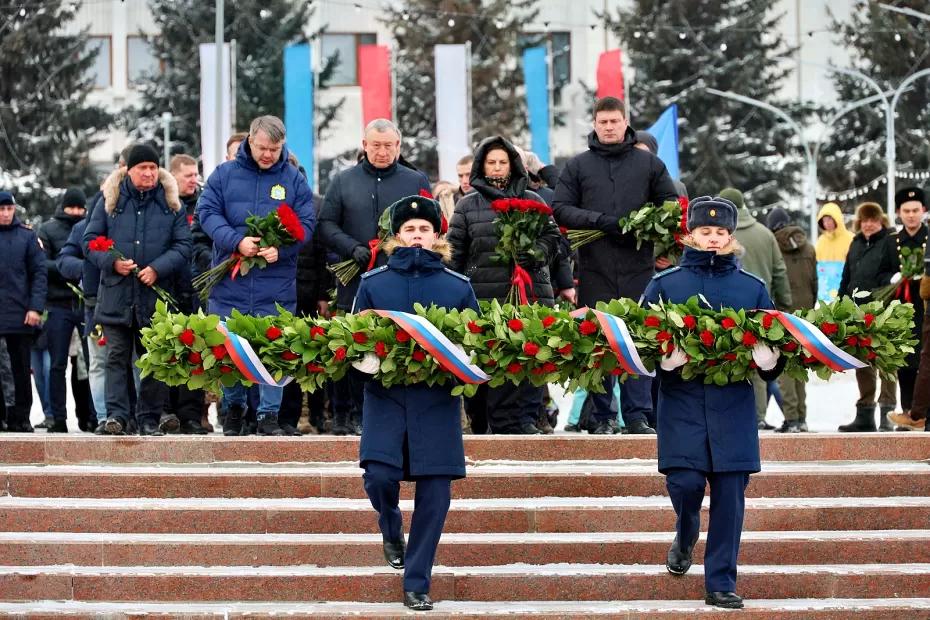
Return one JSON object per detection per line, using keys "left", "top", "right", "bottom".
{"left": 83, "top": 144, "right": 191, "bottom": 436}
{"left": 197, "top": 115, "right": 315, "bottom": 436}
{"left": 0, "top": 191, "right": 47, "bottom": 432}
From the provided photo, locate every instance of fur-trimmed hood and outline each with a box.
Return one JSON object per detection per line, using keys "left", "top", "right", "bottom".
{"left": 100, "top": 167, "right": 181, "bottom": 215}
{"left": 681, "top": 235, "right": 743, "bottom": 256}
{"left": 382, "top": 236, "right": 452, "bottom": 262}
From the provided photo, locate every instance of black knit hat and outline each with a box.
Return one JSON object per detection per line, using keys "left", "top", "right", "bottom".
{"left": 766, "top": 206, "right": 790, "bottom": 232}
{"left": 687, "top": 195, "right": 738, "bottom": 232}
{"left": 61, "top": 187, "right": 86, "bottom": 209}
{"left": 389, "top": 195, "right": 443, "bottom": 234}
{"left": 125, "top": 143, "right": 160, "bottom": 171}
{"left": 894, "top": 186, "right": 926, "bottom": 209}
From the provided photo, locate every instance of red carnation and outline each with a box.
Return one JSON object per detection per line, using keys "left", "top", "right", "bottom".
{"left": 531, "top": 366, "right": 546, "bottom": 375}
{"left": 644, "top": 315, "right": 662, "bottom": 328}
{"left": 310, "top": 326, "right": 326, "bottom": 339}
{"left": 558, "top": 226, "right": 568, "bottom": 235}
{"left": 396, "top": 329, "right": 411, "bottom": 343}
{"left": 867, "top": 351, "right": 877, "bottom": 360}
{"left": 276, "top": 203, "right": 305, "bottom": 242}
{"left": 418, "top": 188, "right": 434, "bottom": 199}
{"left": 211, "top": 345, "right": 227, "bottom": 360}
{"left": 88, "top": 235, "right": 115, "bottom": 253}
{"left": 700, "top": 330, "right": 715, "bottom": 347}
{"left": 846, "top": 336, "right": 858, "bottom": 347}
{"left": 485, "top": 359, "right": 497, "bottom": 367}
{"left": 656, "top": 330, "right": 673, "bottom": 342}
{"left": 219, "top": 365, "right": 234, "bottom": 374}
{"left": 783, "top": 341, "right": 799, "bottom": 352}
{"left": 721, "top": 318, "right": 737, "bottom": 329}
{"left": 542, "top": 316, "right": 557, "bottom": 328}
{"left": 762, "top": 314, "right": 774, "bottom": 329}
{"left": 375, "top": 341, "right": 388, "bottom": 358}
{"left": 724, "top": 353, "right": 738, "bottom": 361}
{"left": 864, "top": 313, "right": 875, "bottom": 328}
{"left": 97, "top": 336, "right": 107, "bottom": 347}
{"left": 610, "top": 367, "right": 623, "bottom": 376}
{"left": 662, "top": 341, "right": 675, "bottom": 354}
{"left": 742, "top": 332, "right": 758, "bottom": 346}
{"left": 334, "top": 347, "right": 347, "bottom": 361}
{"left": 188, "top": 351, "right": 202, "bottom": 365}
{"left": 860, "top": 336, "right": 872, "bottom": 347}
{"left": 265, "top": 326, "right": 282, "bottom": 340}
{"left": 179, "top": 329, "right": 195, "bottom": 347}
{"left": 467, "top": 321, "right": 483, "bottom": 334}
{"left": 558, "top": 343, "right": 573, "bottom": 356}
{"left": 820, "top": 322, "right": 839, "bottom": 336}
{"left": 803, "top": 355, "right": 817, "bottom": 364}
{"left": 542, "top": 361, "right": 558, "bottom": 373}
{"left": 523, "top": 342, "right": 540, "bottom": 356}
{"left": 507, "top": 362, "right": 522, "bottom": 374}
{"left": 352, "top": 331, "right": 368, "bottom": 344}
{"left": 706, "top": 360, "right": 717, "bottom": 367}
{"left": 579, "top": 320, "right": 598, "bottom": 336}
{"left": 487, "top": 339, "right": 497, "bottom": 349}
{"left": 682, "top": 315, "right": 697, "bottom": 330}
{"left": 412, "top": 349, "right": 426, "bottom": 362}
{"left": 306, "top": 363, "right": 325, "bottom": 373}
{"left": 507, "top": 318, "right": 524, "bottom": 331}
{"left": 281, "top": 351, "right": 299, "bottom": 361}
{"left": 191, "top": 366, "right": 204, "bottom": 376}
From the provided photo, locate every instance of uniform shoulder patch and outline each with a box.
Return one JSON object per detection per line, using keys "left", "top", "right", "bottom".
{"left": 360, "top": 265, "right": 389, "bottom": 279}
{"left": 651, "top": 266, "right": 681, "bottom": 280}
{"left": 443, "top": 267, "right": 470, "bottom": 281}
{"left": 739, "top": 269, "right": 766, "bottom": 286}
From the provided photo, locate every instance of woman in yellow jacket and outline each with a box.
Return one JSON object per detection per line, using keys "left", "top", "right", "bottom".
{"left": 815, "top": 202, "right": 855, "bottom": 261}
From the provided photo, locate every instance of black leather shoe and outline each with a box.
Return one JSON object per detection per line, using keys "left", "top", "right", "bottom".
{"left": 179, "top": 419, "right": 209, "bottom": 435}
{"left": 758, "top": 420, "right": 776, "bottom": 431}
{"left": 626, "top": 419, "right": 656, "bottom": 435}
{"left": 383, "top": 539, "right": 405, "bottom": 569}
{"left": 705, "top": 591, "right": 744, "bottom": 609}
{"left": 93, "top": 421, "right": 107, "bottom": 435}
{"left": 159, "top": 413, "right": 180, "bottom": 434}
{"left": 257, "top": 417, "right": 287, "bottom": 436}
{"left": 666, "top": 533, "right": 698, "bottom": 575}
{"left": 139, "top": 420, "right": 164, "bottom": 436}
{"left": 103, "top": 418, "right": 125, "bottom": 435}
{"left": 403, "top": 591, "right": 433, "bottom": 611}
{"left": 279, "top": 423, "right": 303, "bottom": 436}
{"left": 589, "top": 419, "right": 620, "bottom": 435}
{"left": 518, "top": 422, "right": 542, "bottom": 435}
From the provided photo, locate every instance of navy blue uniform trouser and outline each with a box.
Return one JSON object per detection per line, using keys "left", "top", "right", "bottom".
{"left": 46, "top": 305, "right": 84, "bottom": 424}
{"left": 363, "top": 460, "right": 453, "bottom": 594}
{"left": 592, "top": 374, "right": 653, "bottom": 425}
{"left": 665, "top": 468, "right": 750, "bottom": 592}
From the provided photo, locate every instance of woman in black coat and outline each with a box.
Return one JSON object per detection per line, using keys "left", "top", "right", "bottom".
{"left": 446, "top": 136, "right": 560, "bottom": 434}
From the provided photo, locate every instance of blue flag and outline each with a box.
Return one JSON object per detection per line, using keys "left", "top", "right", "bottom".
{"left": 522, "top": 47, "right": 550, "bottom": 164}
{"left": 647, "top": 104, "right": 680, "bottom": 180}
{"left": 284, "top": 44, "right": 314, "bottom": 181}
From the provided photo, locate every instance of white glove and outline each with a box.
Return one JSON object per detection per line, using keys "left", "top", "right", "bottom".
{"left": 351, "top": 352, "right": 380, "bottom": 374}
{"left": 890, "top": 272, "right": 903, "bottom": 285}
{"left": 659, "top": 347, "right": 688, "bottom": 371}
{"left": 751, "top": 343, "right": 780, "bottom": 371}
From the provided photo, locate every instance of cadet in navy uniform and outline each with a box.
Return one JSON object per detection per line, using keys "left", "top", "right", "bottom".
{"left": 642, "top": 196, "right": 785, "bottom": 609}
{"left": 351, "top": 195, "right": 479, "bottom": 612}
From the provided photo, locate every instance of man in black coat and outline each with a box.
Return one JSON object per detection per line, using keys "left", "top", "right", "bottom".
{"left": 552, "top": 96, "right": 678, "bottom": 435}
{"left": 38, "top": 188, "right": 92, "bottom": 432}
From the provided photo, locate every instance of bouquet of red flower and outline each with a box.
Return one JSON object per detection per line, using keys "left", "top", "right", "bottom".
{"left": 327, "top": 207, "right": 394, "bottom": 287}
{"left": 567, "top": 199, "right": 687, "bottom": 263}
{"left": 87, "top": 236, "right": 179, "bottom": 310}
{"left": 491, "top": 198, "right": 554, "bottom": 305}
{"left": 193, "top": 203, "right": 305, "bottom": 302}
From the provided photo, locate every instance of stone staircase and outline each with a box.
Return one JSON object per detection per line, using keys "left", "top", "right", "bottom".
{"left": 0, "top": 433, "right": 927, "bottom": 618}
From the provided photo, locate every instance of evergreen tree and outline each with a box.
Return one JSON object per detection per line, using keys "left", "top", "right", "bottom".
{"left": 0, "top": 1, "right": 112, "bottom": 218}
{"left": 605, "top": 0, "right": 801, "bottom": 213}
{"left": 818, "top": 1, "right": 930, "bottom": 207}
{"left": 381, "top": 0, "right": 540, "bottom": 176}
{"left": 128, "top": 0, "right": 342, "bottom": 157}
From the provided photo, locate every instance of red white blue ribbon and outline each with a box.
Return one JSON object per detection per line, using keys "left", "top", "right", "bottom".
{"left": 371, "top": 310, "right": 490, "bottom": 384}
{"left": 216, "top": 322, "right": 293, "bottom": 387}
{"left": 571, "top": 307, "right": 655, "bottom": 377}
{"left": 762, "top": 310, "right": 867, "bottom": 372}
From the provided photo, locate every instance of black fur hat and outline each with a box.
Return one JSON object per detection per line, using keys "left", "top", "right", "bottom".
{"left": 389, "top": 194, "right": 443, "bottom": 234}
{"left": 687, "top": 195, "right": 738, "bottom": 232}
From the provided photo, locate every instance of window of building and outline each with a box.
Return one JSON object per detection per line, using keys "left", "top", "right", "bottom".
{"left": 519, "top": 31, "right": 572, "bottom": 106}
{"left": 86, "top": 36, "right": 111, "bottom": 89}
{"left": 127, "top": 36, "right": 160, "bottom": 86}
{"left": 320, "top": 32, "right": 377, "bottom": 87}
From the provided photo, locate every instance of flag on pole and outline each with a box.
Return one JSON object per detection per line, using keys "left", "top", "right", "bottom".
{"left": 647, "top": 104, "right": 680, "bottom": 180}
{"left": 434, "top": 44, "right": 471, "bottom": 184}
{"left": 199, "top": 43, "right": 232, "bottom": 181}
{"left": 284, "top": 44, "right": 314, "bottom": 180}
{"left": 522, "top": 46, "right": 551, "bottom": 164}
{"left": 596, "top": 49, "right": 625, "bottom": 101}
{"left": 359, "top": 45, "right": 392, "bottom": 125}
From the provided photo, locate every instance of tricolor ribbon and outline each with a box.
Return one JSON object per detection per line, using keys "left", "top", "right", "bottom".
{"left": 216, "top": 322, "right": 293, "bottom": 387}
{"left": 762, "top": 310, "right": 867, "bottom": 372}
{"left": 571, "top": 307, "right": 655, "bottom": 377}
{"left": 369, "top": 309, "right": 490, "bottom": 384}
{"left": 511, "top": 265, "right": 535, "bottom": 305}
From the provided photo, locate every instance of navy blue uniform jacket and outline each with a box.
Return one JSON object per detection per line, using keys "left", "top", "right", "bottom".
{"left": 642, "top": 246, "right": 777, "bottom": 474}
{"left": 0, "top": 217, "right": 47, "bottom": 335}
{"left": 352, "top": 242, "right": 479, "bottom": 479}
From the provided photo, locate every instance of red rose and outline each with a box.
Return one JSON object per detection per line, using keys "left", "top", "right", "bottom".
{"left": 188, "top": 351, "right": 202, "bottom": 364}
{"left": 531, "top": 366, "right": 546, "bottom": 375}
{"left": 860, "top": 336, "right": 872, "bottom": 347}
{"left": 523, "top": 342, "right": 540, "bottom": 356}
{"left": 762, "top": 314, "right": 774, "bottom": 329}
{"left": 706, "top": 360, "right": 718, "bottom": 367}
{"left": 412, "top": 350, "right": 426, "bottom": 362}
{"left": 281, "top": 351, "right": 299, "bottom": 361}
{"left": 219, "top": 365, "right": 233, "bottom": 374}
{"left": 306, "top": 363, "right": 325, "bottom": 373}
{"left": 310, "top": 326, "right": 326, "bottom": 339}
{"left": 864, "top": 313, "right": 875, "bottom": 328}
{"left": 700, "top": 330, "right": 715, "bottom": 347}
{"left": 507, "top": 318, "right": 524, "bottom": 331}
{"left": 742, "top": 332, "right": 758, "bottom": 346}
{"left": 265, "top": 326, "right": 282, "bottom": 340}
{"left": 276, "top": 203, "right": 306, "bottom": 242}
{"left": 97, "top": 336, "right": 107, "bottom": 347}
{"left": 803, "top": 355, "right": 817, "bottom": 364}
{"left": 610, "top": 367, "right": 623, "bottom": 376}
{"left": 352, "top": 331, "right": 368, "bottom": 344}
{"left": 542, "top": 316, "right": 557, "bottom": 328}
{"left": 558, "top": 226, "right": 568, "bottom": 235}
{"left": 662, "top": 341, "right": 675, "bottom": 354}
{"left": 820, "top": 322, "right": 838, "bottom": 336}
{"left": 467, "top": 321, "right": 483, "bottom": 334}
{"left": 656, "top": 330, "right": 672, "bottom": 342}
{"left": 191, "top": 366, "right": 204, "bottom": 376}
{"left": 721, "top": 318, "right": 737, "bottom": 329}
{"left": 334, "top": 347, "right": 347, "bottom": 361}
{"left": 375, "top": 341, "right": 388, "bottom": 358}
{"left": 178, "top": 329, "right": 195, "bottom": 347}
{"left": 644, "top": 315, "right": 662, "bottom": 328}
{"left": 418, "top": 188, "right": 434, "bottom": 199}
{"left": 783, "top": 341, "right": 799, "bottom": 352}
{"left": 396, "top": 329, "right": 411, "bottom": 343}
{"left": 558, "top": 343, "right": 573, "bottom": 356}
{"left": 749, "top": 361, "right": 758, "bottom": 369}
{"left": 724, "top": 353, "right": 738, "bottom": 361}
{"left": 593, "top": 361, "right": 601, "bottom": 369}
{"left": 579, "top": 320, "right": 597, "bottom": 335}
{"left": 211, "top": 345, "right": 227, "bottom": 360}
{"left": 682, "top": 315, "right": 697, "bottom": 330}
{"left": 507, "top": 362, "right": 522, "bottom": 374}
{"left": 542, "top": 362, "right": 558, "bottom": 373}
{"left": 490, "top": 199, "right": 510, "bottom": 213}
{"left": 487, "top": 339, "right": 497, "bottom": 349}
{"left": 846, "top": 336, "right": 858, "bottom": 347}
{"left": 485, "top": 359, "right": 497, "bottom": 367}
{"left": 867, "top": 351, "right": 877, "bottom": 360}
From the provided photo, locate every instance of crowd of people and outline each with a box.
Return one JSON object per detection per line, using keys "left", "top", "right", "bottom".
{"left": 0, "top": 96, "right": 927, "bottom": 438}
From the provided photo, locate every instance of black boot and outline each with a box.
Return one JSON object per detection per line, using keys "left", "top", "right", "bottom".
{"left": 879, "top": 405, "right": 895, "bottom": 432}
{"left": 705, "top": 591, "right": 743, "bottom": 609}
{"left": 257, "top": 415, "right": 287, "bottom": 436}
{"left": 383, "top": 539, "right": 405, "bottom": 569}
{"left": 403, "top": 591, "right": 433, "bottom": 611}
{"left": 223, "top": 404, "right": 244, "bottom": 436}
{"left": 331, "top": 410, "right": 350, "bottom": 436}
{"left": 627, "top": 419, "right": 657, "bottom": 435}
{"left": 666, "top": 533, "right": 698, "bottom": 575}
{"left": 838, "top": 405, "right": 877, "bottom": 432}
